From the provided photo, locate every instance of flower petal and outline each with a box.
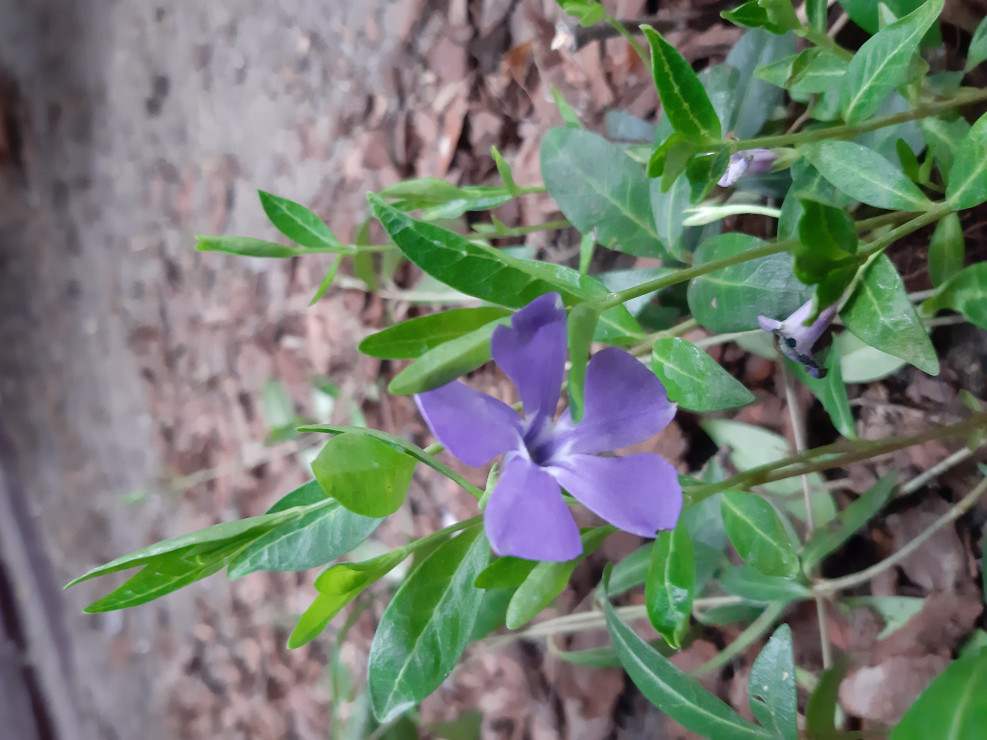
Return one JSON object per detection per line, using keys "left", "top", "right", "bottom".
{"left": 555, "top": 347, "right": 676, "bottom": 455}
{"left": 547, "top": 453, "right": 683, "bottom": 536}
{"left": 490, "top": 293, "right": 566, "bottom": 425}
{"left": 415, "top": 381, "right": 522, "bottom": 466}
{"left": 484, "top": 452, "right": 582, "bottom": 562}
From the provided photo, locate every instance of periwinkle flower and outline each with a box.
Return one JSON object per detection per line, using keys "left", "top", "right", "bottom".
{"left": 718, "top": 148, "right": 778, "bottom": 187}
{"left": 758, "top": 299, "right": 838, "bottom": 378}
{"left": 415, "top": 293, "right": 683, "bottom": 562}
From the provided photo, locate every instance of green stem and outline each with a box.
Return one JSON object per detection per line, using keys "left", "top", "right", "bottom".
{"left": 685, "top": 411, "right": 987, "bottom": 503}
{"left": 689, "top": 601, "right": 787, "bottom": 677}
{"left": 605, "top": 13, "right": 649, "bottom": 64}
{"left": 596, "top": 239, "right": 794, "bottom": 310}
{"left": 483, "top": 218, "right": 570, "bottom": 238}
{"left": 404, "top": 515, "right": 483, "bottom": 555}
{"left": 798, "top": 25, "right": 853, "bottom": 62}
{"left": 862, "top": 203, "right": 953, "bottom": 256}
{"left": 728, "top": 87, "right": 987, "bottom": 153}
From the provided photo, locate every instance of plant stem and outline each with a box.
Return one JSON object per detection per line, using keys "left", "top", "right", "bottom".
{"left": 596, "top": 239, "right": 794, "bottom": 310}
{"left": 727, "top": 87, "right": 987, "bottom": 153}
{"left": 689, "top": 601, "right": 787, "bottom": 677}
{"left": 815, "top": 475, "right": 987, "bottom": 595}
{"left": 861, "top": 203, "right": 953, "bottom": 256}
{"left": 605, "top": 13, "right": 649, "bottom": 64}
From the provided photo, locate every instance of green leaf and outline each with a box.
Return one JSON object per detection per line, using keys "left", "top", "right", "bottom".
{"left": 841, "top": 254, "right": 939, "bottom": 374}
{"left": 806, "top": 0, "right": 828, "bottom": 32}
{"left": 474, "top": 556, "right": 537, "bottom": 589}
{"left": 686, "top": 148, "right": 730, "bottom": 203}
{"left": 801, "top": 141, "right": 932, "bottom": 211}
{"left": 289, "top": 550, "right": 408, "bottom": 648}
{"left": 645, "top": 524, "right": 695, "bottom": 648}
{"left": 550, "top": 85, "right": 583, "bottom": 128}
{"left": 687, "top": 233, "right": 812, "bottom": 333}
{"left": 749, "top": 624, "right": 798, "bottom": 740}
{"left": 608, "top": 543, "right": 653, "bottom": 596}
{"left": 228, "top": 481, "right": 383, "bottom": 578}
{"left": 603, "top": 572, "right": 771, "bottom": 740}
{"left": 844, "top": 595, "right": 923, "bottom": 639}
{"left": 299, "top": 424, "right": 485, "bottom": 501}
{"left": 946, "top": 112, "right": 987, "bottom": 210}
{"left": 312, "top": 432, "right": 417, "bottom": 517}
{"left": 386, "top": 318, "right": 504, "bottom": 395}
{"left": 368, "top": 528, "right": 489, "bottom": 722}
{"left": 802, "top": 474, "right": 896, "bottom": 572}
{"left": 491, "top": 145, "right": 521, "bottom": 196}
{"left": 725, "top": 29, "right": 797, "bottom": 139}
{"left": 83, "top": 556, "right": 225, "bottom": 612}
{"left": 793, "top": 199, "right": 859, "bottom": 286}
{"left": 789, "top": 50, "right": 848, "bottom": 98}
{"left": 541, "top": 127, "right": 663, "bottom": 257}
{"left": 651, "top": 337, "right": 755, "bottom": 412}
{"left": 649, "top": 175, "right": 695, "bottom": 261}
{"left": 928, "top": 211, "right": 965, "bottom": 287}
{"left": 258, "top": 190, "right": 341, "bottom": 249}
{"left": 922, "top": 263, "right": 987, "bottom": 330}
{"left": 718, "top": 565, "right": 813, "bottom": 603}
{"left": 505, "top": 527, "right": 612, "bottom": 629}
{"left": 840, "top": 0, "right": 944, "bottom": 124}
{"left": 967, "top": 15, "right": 987, "bottom": 71}
{"left": 641, "top": 25, "right": 722, "bottom": 140}
{"left": 722, "top": 1, "right": 790, "bottom": 34}
{"left": 195, "top": 235, "right": 302, "bottom": 259}
{"left": 721, "top": 491, "right": 800, "bottom": 578}
{"left": 359, "top": 307, "right": 511, "bottom": 359}
{"left": 805, "top": 661, "right": 847, "bottom": 739}
{"left": 567, "top": 302, "right": 600, "bottom": 423}
{"left": 922, "top": 116, "right": 970, "bottom": 183}
{"left": 835, "top": 330, "right": 906, "bottom": 382}
{"left": 891, "top": 649, "right": 987, "bottom": 739}
{"left": 788, "top": 347, "right": 856, "bottom": 440}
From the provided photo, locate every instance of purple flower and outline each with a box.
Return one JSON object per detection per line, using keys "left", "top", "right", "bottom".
{"left": 758, "top": 299, "right": 838, "bottom": 378}
{"left": 718, "top": 148, "right": 778, "bottom": 187}
{"left": 414, "top": 293, "right": 683, "bottom": 562}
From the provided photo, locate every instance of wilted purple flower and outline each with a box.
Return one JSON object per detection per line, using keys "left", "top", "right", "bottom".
{"left": 758, "top": 299, "right": 838, "bottom": 378}
{"left": 415, "top": 293, "right": 682, "bottom": 562}
{"left": 718, "top": 148, "right": 778, "bottom": 187}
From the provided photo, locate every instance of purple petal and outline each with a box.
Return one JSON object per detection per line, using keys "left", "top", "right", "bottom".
{"left": 758, "top": 315, "right": 782, "bottom": 332}
{"left": 484, "top": 452, "right": 582, "bottom": 562}
{"left": 747, "top": 148, "right": 778, "bottom": 174}
{"left": 415, "top": 381, "right": 522, "bottom": 466}
{"left": 547, "top": 453, "right": 683, "bottom": 536}
{"left": 491, "top": 293, "right": 566, "bottom": 426}
{"left": 554, "top": 347, "right": 676, "bottom": 455}
{"left": 759, "top": 300, "right": 838, "bottom": 379}
{"left": 718, "top": 153, "right": 750, "bottom": 187}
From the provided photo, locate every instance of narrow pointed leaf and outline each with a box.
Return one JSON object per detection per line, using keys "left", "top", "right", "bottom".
{"left": 369, "top": 528, "right": 488, "bottom": 722}
{"left": 946, "top": 112, "right": 987, "bottom": 210}
{"left": 645, "top": 524, "right": 695, "bottom": 648}
{"left": 603, "top": 572, "right": 771, "bottom": 740}
{"left": 83, "top": 557, "right": 225, "bottom": 613}
{"left": 788, "top": 347, "right": 856, "bottom": 440}
{"left": 726, "top": 30, "right": 796, "bottom": 138}
{"left": 359, "top": 307, "right": 511, "bottom": 359}
{"left": 890, "top": 649, "right": 987, "bottom": 739}
{"left": 749, "top": 624, "right": 798, "bottom": 740}
{"left": 258, "top": 190, "right": 341, "bottom": 249}
{"left": 642, "top": 25, "right": 722, "bottom": 140}
{"left": 922, "top": 263, "right": 987, "bottom": 330}
{"left": 841, "top": 255, "right": 939, "bottom": 374}
{"left": 928, "top": 211, "right": 965, "bottom": 287}
{"left": 967, "top": 15, "right": 987, "bottom": 71}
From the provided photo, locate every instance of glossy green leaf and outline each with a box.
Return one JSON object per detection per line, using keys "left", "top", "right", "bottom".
{"left": 651, "top": 337, "right": 755, "bottom": 412}
{"left": 793, "top": 199, "right": 859, "bottom": 286}
{"left": 922, "top": 263, "right": 987, "bottom": 330}
{"left": 505, "top": 527, "right": 612, "bottom": 629}
{"left": 474, "top": 556, "right": 537, "bottom": 590}
{"left": 788, "top": 347, "right": 856, "bottom": 440}
{"left": 698, "top": 65, "right": 740, "bottom": 139}
{"left": 805, "top": 661, "right": 847, "bottom": 739}
{"left": 841, "top": 255, "right": 939, "bottom": 374}
{"left": 891, "top": 649, "right": 987, "bottom": 739}
{"left": 686, "top": 148, "right": 730, "bottom": 204}
{"left": 641, "top": 25, "right": 722, "bottom": 140}
{"left": 721, "top": 491, "right": 800, "bottom": 578}
{"left": 299, "top": 424, "right": 485, "bottom": 500}
{"left": 83, "top": 556, "right": 225, "bottom": 612}
{"left": 368, "top": 528, "right": 488, "bottom": 722}
{"left": 608, "top": 543, "right": 653, "bottom": 596}
{"left": 289, "top": 550, "right": 408, "bottom": 648}
{"left": 837, "top": 0, "right": 937, "bottom": 38}
{"left": 228, "top": 481, "right": 383, "bottom": 578}
{"left": 802, "top": 474, "right": 895, "bottom": 572}
{"left": 646, "top": 524, "right": 695, "bottom": 648}
{"left": 722, "top": 1, "right": 790, "bottom": 34}
{"left": 196, "top": 235, "right": 303, "bottom": 259}
{"left": 718, "top": 565, "right": 813, "bottom": 603}
{"left": 928, "top": 211, "right": 965, "bottom": 287}
{"left": 688, "top": 233, "right": 812, "bottom": 333}
{"left": 387, "top": 319, "right": 504, "bottom": 395}
{"left": 603, "top": 574, "right": 771, "bottom": 740}
{"left": 947, "top": 112, "right": 987, "bottom": 210}
{"left": 258, "top": 190, "right": 341, "bottom": 249}
{"left": 550, "top": 85, "right": 582, "bottom": 128}
{"left": 491, "top": 145, "right": 521, "bottom": 196}
{"left": 650, "top": 176, "right": 695, "bottom": 261}
{"left": 806, "top": 0, "right": 828, "bottom": 32}
{"left": 541, "top": 127, "right": 663, "bottom": 257}
{"left": 801, "top": 141, "right": 932, "bottom": 211}
{"left": 749, "top": 624, "right": 798, "bottom": 740}
{"left": 790, "top": 50, "right": 848, "bottom": 98}
{"left": 359, "top": 307, "right": 511, "bottom": 359}
{"left": 567, "top": 302, "right": 599, "bottom": 423}
{"left": 312, "top": 432, "right": 417, "bottom": 517}
{"left": 967, "top": 15, "right": 987, "bottom": 71}
{"left": 725, "top": 29, "right": 797, "bottom": 139}
{"left": 840, "top": 0, "right": 944, "bottom": 124}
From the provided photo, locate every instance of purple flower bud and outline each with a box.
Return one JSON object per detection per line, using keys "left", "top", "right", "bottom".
{"left": 718, "top": 148, "right": 779, "bottom": 187}
{"left": 415, "top": 293, "right": 683, "bottom": 562}
{"left": 758, "top": 299, "right": 838, "bottom": 378}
